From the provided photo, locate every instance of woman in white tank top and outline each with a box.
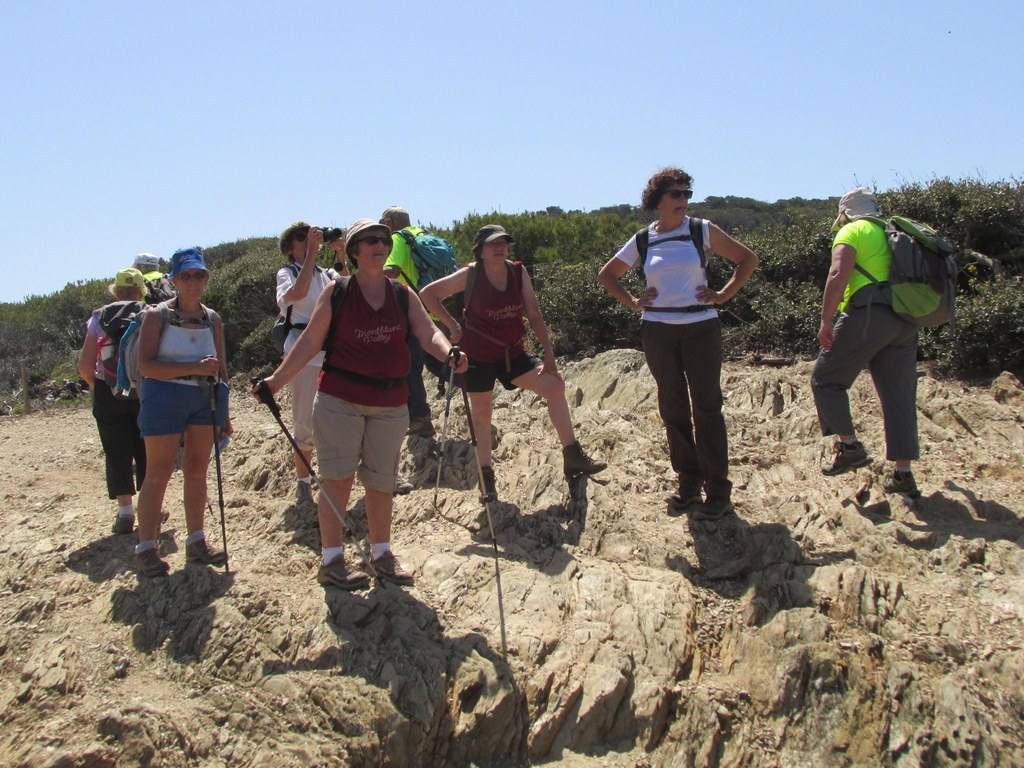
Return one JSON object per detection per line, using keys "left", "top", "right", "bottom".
{"left": 132, "top": 247, "right": 232, "bottom": 578}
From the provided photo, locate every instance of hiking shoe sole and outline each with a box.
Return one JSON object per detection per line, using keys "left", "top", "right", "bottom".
{"left": 821, "top": 455, "right": 871, "bottom": 476}
{"left": 691, "top": 500, "right": 735, "bottom": 521}
{"left": 667, "top": 493, "right": 703, "bottom": 517}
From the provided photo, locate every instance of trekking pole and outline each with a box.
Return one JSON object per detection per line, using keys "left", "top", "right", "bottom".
{"left": 208, "top": 378, "right": 229, "bottom": 573}
{"left": 251, "top": 378, "right": 374, "bottom": 571}
{"left": 459, "top": 383, "right": 508, "bottom": 661}
{"left": 432, "top": 346, "right": 461, "bottom": 509}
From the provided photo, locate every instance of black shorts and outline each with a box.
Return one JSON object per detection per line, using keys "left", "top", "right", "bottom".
{"left": 464, "top": 351, "right": 540, "bottom": 393}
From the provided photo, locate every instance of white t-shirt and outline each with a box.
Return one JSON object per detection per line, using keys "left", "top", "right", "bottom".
{"left": 613, "top": 217, "right": 717, "bottom": 326}
{"left": 276, "top": 263, "right": 338, "bottom": 366}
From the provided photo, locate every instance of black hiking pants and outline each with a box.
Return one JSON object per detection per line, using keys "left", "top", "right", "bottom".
{"left": 641, "top": 317, "right": 732, "bottom": 501}
{"left": 91, "top": 380, "right": 146, "bottom": 499}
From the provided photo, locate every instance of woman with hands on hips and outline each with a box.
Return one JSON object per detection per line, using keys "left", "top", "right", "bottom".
{"left": 598, "top": 167, "right": 758, "bottom": 521}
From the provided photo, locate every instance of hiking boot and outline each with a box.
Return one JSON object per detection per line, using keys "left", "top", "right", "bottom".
{"left": 296, "top": 481, "right": 314, "bottom": 506}
{"left": 408, "top": 417, "right": 436, "bottom": 437}
{"left": 112, "top": 514, "right": 135, "bottom": 535}
{"left": 394, "top": 475, "right": 414, "bottom": 495}
{"left": 136, "top": 547, "right": 169, "bottom": 578}
{"left": 882, "top": 470, "right": 921, "bottom": 499}
{"left": 316, "top": 554, "right": 371, "bottom": 591}
{"left": 667, "top": 486, "right": 703, "bottom": 516}
{"left": 562, "top": 442, "right": 607, "bottom": 476}
{"left": 186, "top": 538, "right": 227, "bottom": 567}
{"left": 822, "top": 441, "right": 871, "bottom": 476}
{"left": 371, "top": 552, "right": 415, "bottom": 586}
{"left": 480, "top": 465, "right": 497, "bottom": 502}
{"left": 691, "top": 497, "right": 735, "bottom": 521}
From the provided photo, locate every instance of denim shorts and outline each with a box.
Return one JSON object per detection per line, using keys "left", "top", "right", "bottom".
{"left": 138, "top": 379, "right": 228, "bottom": 437}
{"left": 464, "top": 351, "right": 540, "bottom": 393}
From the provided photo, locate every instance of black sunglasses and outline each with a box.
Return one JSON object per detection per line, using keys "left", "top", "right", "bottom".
{"left": 666, "top": 188, "right": 694, "bottom": 200}
{"left": 356, "top": 235, "right": 392, "bottom": 246}
{"left": 292, "top": 229, "right": 310, "bottom": 243}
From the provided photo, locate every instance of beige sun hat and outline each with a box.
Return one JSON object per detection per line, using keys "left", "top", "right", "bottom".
{"left": 832, "top": 186, "right": 881, "bottom": 230}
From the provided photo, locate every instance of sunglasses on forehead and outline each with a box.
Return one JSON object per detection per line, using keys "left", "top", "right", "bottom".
{"left": 666, "top": 188, "right": 694, "bottom": 200}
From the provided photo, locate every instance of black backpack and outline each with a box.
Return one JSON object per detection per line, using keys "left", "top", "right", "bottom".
{"left": 271, "top": 263, "right": 328, "bottom": 355}
{"left": 321, "top": 277, "right": 411, "bottom": 390}
{"left": 96, "top": 300, "right": 145, "bottom": 395}
{"left": 143, "top": 275, "right": 177, "bottom": 305}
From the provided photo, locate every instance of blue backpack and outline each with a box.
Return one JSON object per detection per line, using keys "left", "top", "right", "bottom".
{"left": 394, "top": 229, "right": 458, "bottom": 290}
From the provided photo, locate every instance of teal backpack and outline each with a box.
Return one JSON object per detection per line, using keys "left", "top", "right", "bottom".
{"left": 394, "top": 230, "right": 458, "bottom": 290}
{"left": 855, "top": 216, "right": 958, "bottom": 327}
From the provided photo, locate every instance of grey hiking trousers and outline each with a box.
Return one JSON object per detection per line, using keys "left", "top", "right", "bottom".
{"left": 811, "top": 301, "right": 920, "bottom": 461}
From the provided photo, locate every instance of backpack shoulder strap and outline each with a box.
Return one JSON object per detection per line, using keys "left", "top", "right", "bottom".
{"left": 388, "top": 277, "right": 410, "bottom": 319}
{"left": 322, "top": 276, "right": 351, "bottom": 368}
{"left": 464, "top": 262, "right": 479, "bottom": 311}
{"left": 635, "top": 227, "right": 650, "bottom": 267}
{"left": 689, "top": 217, "right": 707, "bottom": 269}
{"left": 510, "top": 260, "right": 523, "bottom": 292}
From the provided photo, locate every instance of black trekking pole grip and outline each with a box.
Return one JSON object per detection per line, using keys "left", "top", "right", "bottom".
{"left": 250, "top": 377, "right": 281, "bottom": 418}
{"left": 446, "top": 344, "right": 463, "bottom": 365}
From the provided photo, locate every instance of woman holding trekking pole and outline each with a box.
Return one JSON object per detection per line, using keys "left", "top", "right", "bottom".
{"left": 133, "top": 247, "right": 231, "bottom": 578}
{"left": 419, "top": 224, "right": 607, "bottom": 502}
{"left": 253, "top": 218, "right": 468, "bottom": 590}
{"left": 598, "top": 167, "right": 758, "bottom": 521}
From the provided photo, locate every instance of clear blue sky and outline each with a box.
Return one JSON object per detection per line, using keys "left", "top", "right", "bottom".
{"left": 1, "top": 1, "right": 1020, "bottom": 302}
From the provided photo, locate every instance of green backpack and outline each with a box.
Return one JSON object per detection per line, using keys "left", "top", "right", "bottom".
{"left": 855, "top": 215, "right": 958, "bottom": 328}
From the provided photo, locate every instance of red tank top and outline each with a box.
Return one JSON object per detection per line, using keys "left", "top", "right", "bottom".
{"left": 462, "top": 261, "right": 526, "bottom": 364}
{"left": 318, "top": 278, "right": 410, "bottom": 407}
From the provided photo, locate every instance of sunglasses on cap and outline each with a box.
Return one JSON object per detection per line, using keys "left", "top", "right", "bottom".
{"left": 356, "top": 235, "right": 392, "bottom": 246}
{"left": 666, "top": 188, "right": 694, "bottom": 200}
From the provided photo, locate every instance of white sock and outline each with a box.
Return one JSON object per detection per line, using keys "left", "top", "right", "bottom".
{"left": 117, "top": 504, "right": 135, "bottom": 519}
{"left": 322, "top": 546, "right": 344, "bottom": 565}
{"left": 371, "top": 542, "right": 391, "bottom": 560}
{"left": 135, "top": 540, "right": 156, "bottom": 554}
{"left": 185, "top": 530, "right": 206, "bottom": 546}
{"left": 298, "top": 477, "right": 312, "bottom": 485}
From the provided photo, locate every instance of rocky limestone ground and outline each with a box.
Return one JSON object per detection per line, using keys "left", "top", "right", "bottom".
{"left": 1, "top": 349, "right": 1022, "bottom": 768}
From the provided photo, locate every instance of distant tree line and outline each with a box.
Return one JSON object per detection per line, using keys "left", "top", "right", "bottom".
{"left": 1, "top": 176, "right": 1021, "bottom": 399}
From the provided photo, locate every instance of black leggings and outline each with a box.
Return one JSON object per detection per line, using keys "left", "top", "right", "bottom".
{"left": 92, "top": 381, "right": 146, "bottom": 499}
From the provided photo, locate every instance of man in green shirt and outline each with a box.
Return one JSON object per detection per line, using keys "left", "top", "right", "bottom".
{"left": 381, "top": 205, "right": 441, "bottom": 438}
{"left": 812, "top": 187, "right": 921, "bottom": 498}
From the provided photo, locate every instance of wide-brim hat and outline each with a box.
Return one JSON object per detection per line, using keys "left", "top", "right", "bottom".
{"left": 832, "top": 187, "right": 880, "bottom": 231}
{"left": 345, "top": 219, "right": 393, "bottom": 257}
{"left": 473, "top": 224, "right": 516, "bottom": 249}
{"left": 279, "top": 221, "right": 311, "bottom": 255}
{"left": 169, "top": 247, "right": 209, "bottom": 278}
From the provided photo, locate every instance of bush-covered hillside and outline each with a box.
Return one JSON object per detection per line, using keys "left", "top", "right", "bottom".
{"left": 1, "top": 176, "right": 1021, "bottom": 398}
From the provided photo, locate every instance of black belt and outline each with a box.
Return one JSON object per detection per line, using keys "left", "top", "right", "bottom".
{"left": 645, "top": 305, "right": 710, "bottom": 313}
{"left": 323, "top": 365, "right": 406, "bottom": 390}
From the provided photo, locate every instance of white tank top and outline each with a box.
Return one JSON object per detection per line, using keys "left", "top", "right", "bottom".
{"left": 157, "top": 317, "right": 217, "bottom": 387}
